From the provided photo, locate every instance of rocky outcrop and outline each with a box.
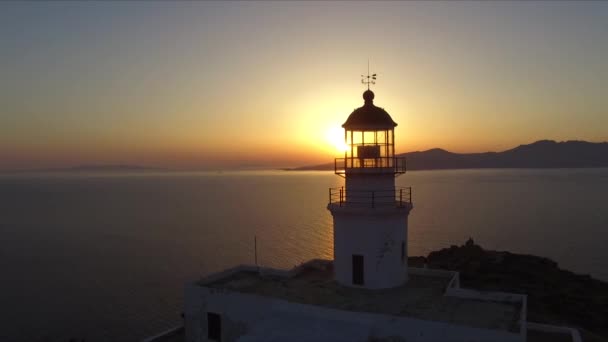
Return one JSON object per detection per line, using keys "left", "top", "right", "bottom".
{"left": 410, "top": 239, "right": 608, "bottom": 339}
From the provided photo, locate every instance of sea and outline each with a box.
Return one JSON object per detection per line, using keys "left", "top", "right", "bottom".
{"left": 1, "top": 168, "right": 607, "bottom": 341}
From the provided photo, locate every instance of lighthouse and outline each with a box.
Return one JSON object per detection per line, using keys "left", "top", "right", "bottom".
{"left": 179, "top": 73, "right": 549, "bottom": 342}
{"left": 327, "top": 76, "right": 413, "bottom": 289}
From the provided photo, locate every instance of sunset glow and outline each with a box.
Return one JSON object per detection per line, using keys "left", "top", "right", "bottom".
{"left": 1, "top": 2, "right": 607, "bottom": 170}
{"left": 325, "top": 126, "right": 349, "bottom": 154}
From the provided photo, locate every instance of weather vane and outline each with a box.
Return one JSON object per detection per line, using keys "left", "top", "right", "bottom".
{"left": 361, "top": 60, "right": 377, "bottom": 90}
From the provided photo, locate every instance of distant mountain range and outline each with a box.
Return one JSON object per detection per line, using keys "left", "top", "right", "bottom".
{"left": 65, "top": 164, "right": 166, "bottom": 172}
{"left": 292, "top": 140, "right": 608, "bottom": 171}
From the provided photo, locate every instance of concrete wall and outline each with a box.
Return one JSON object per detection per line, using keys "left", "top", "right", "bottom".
{"left": 446, "top": 287, "right": 527, "bottom": 340}
{"left": 332, "top": 210, "right": 409, "bottom": 289}
{"left": 345, "top": 174, "right": 395, "bottom": 204}
{"left": 184, "top": 284, "right": 523, "bottom": 342}
{"left": 197, "top": 260, "right": 332, "bottom": 288}
{"left": 409, "top": 267, "right": 460, "bottom": 290}
{"left": 527, "top": 322, "right": 581, "bottom": 342}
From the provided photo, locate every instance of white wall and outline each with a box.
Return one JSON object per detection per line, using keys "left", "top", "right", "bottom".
{"left": 527, "top": 322, "right": 581, "bottom": 342}
{"left": 344, "top": 173, "right": 396, "bottom": 206}
{"left": 332, "top": 209, "right": 409, "bottom": 289}
{"left": 184, "top": 285, "right": 523, "bottom": 342}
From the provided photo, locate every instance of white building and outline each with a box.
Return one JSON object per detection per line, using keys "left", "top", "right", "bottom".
{"left": 169, "top": 88, "right": 581, "bottom": 342}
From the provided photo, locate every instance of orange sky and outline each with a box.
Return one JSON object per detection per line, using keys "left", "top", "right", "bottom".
{"left": 1, "top": 2, "right": 607, "bottom": 170}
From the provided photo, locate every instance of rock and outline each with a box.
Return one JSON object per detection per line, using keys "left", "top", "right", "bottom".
{"left": 412, "top": 240, "right": 608, "bottom": 339}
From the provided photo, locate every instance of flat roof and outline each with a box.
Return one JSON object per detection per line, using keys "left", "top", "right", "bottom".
{"left": 201, "top": 262, "right": 521, "bottom": 333}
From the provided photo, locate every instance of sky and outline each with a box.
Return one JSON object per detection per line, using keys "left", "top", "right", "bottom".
{"left": 1, "top": 1, "right": 607, "bottom": 170}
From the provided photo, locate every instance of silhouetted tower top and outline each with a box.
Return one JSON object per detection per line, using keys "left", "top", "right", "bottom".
{"left": 342, "top": 90, "right": 398, "bottom": 131}
{"left": 332, "top": 69, "right": 406, "bottom": 176}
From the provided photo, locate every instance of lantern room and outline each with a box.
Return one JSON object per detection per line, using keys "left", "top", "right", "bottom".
{"left": 335, "top": 90, "right": 406, "bottom": 175}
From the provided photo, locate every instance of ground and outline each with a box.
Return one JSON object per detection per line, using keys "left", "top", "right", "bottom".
{"left": 205, "top": 261, "right": 521, "bottom": 332}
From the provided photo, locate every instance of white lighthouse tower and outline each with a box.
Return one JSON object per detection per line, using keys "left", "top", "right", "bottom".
{"left": 328, "top": 75, "right": 412, "bottom": 289}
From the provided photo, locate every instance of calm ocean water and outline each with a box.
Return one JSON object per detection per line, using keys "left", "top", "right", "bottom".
{"left": 1, "top": 168, "right": 607, "bottom": 341}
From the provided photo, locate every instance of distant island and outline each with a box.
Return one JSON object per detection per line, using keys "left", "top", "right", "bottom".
{"left": 291, "top": 140, "right": 608, "bottom": 171}
{"left": 1, "top": 164, "right": 166, "bottom": 173}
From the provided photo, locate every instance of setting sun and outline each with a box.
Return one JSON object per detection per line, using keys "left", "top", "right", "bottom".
{"left": 325, "top": 126, "right": 348, "bottom": 153}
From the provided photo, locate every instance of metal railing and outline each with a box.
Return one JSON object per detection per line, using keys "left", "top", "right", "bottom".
{"left": 334, "top": 157, "right": 407, "bottom": 175}
{"left": 328, "top": 186, "right": 412, "bottom": 208}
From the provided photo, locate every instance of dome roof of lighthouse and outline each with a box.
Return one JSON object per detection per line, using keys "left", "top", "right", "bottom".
{"left": 342, "top": 90, "right": 398, "bottom": 130}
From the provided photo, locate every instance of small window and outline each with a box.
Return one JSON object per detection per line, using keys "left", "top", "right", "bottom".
{"left": 401, "top": 241, "right": 405, "bottom": 264}
{"left": 207, "top": 312, "right": 221, "bottom": 341}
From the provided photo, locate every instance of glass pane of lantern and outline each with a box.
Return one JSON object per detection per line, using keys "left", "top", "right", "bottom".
{"left": 376, "top": 130, "right": 386, "bottom": 144}
{"left": 363, "top": 131, "right": 376, "bottom": 145}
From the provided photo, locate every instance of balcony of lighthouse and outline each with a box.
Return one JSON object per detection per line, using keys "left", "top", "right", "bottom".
{"left": 328, "top": 186, "right": 413, "bottom": 211}
{"left": 334, "top": 156, "right": 407, "bottom": 175}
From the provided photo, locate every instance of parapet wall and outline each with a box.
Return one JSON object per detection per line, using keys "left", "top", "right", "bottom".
{"left": 186, "top": 285, "right": 523, "bottom": 342}
{"left": 197, "top": 259, "right": 332, "bottom": 287}
{"left": 188, "top": 260, "right": 528, "bottom": 342}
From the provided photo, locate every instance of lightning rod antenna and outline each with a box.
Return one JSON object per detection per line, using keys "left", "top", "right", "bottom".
{"left": 361, "top": 60, "right": 377, "bottom": 90}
